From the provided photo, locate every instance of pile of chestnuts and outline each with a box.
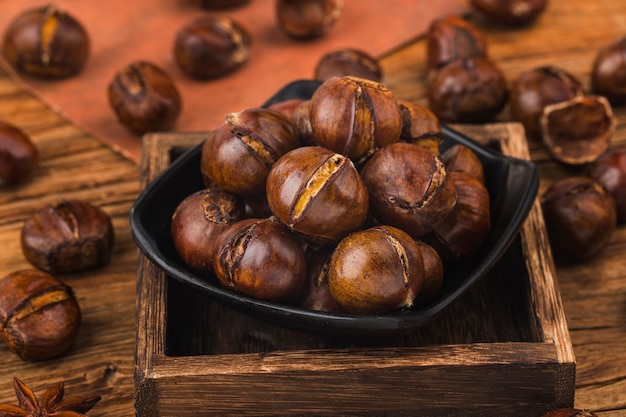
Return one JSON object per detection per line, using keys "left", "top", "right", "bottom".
{"left": 171, "top": 75, "right": 493, "bottom": 315}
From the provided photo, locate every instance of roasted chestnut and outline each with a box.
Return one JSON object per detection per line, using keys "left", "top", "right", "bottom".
{"left": 413, "top": 241, "right": 444, "bottom": 306}
{"left": 426, "top": 15, "right": 488, "bottom": 70}
{"left": 0, "top": 121, "right": 38, "bottom": 187}
{"left": 174, "top": 16, "right": 251, "bottom": 80}
{"left": 360, "top": 142, "right": 457, "bottom": 238}
{"left": 427, "top": 57, "right": 508, "bottom": 123}
{"left": 266, "top": 146, "right": 369, "bottom": 244}
{"left": 212, "top": 218, "right": 306, "bottom": 301}
{"left": 327, "top": 225, "right": 425, "bottom": 315}
{"left": 2, "top": 4, "right": 89, "bottom": 78}
{"left": 398, "top": 100, "right": 443, "bottom": 154}
{"left": 298, "top": 249, "right": 345, "bottom": 313}
{"left": 540, "top": 96, "right": 615, "bottom": 165}
{"left": 201, "top": 107, "right": 300, "bottom": 196}
{"left": 314, "top": 48, "right": 382, "bottom": 82}
{"left": 469, "top": 0, "right": 548, "bottom": 26}
{"left": 441, "top": 144, "right": 485, "bottom": 184}
{"left": 275, "top": 0, "right": 343, "bottom": 39}
{"left": 509, "top": 66, "right": 583, "bottom": 139}
{"left": 108, "top": 61, "right": 182, "bottom": 134}
{"left": 308, "top": 76, "right": 402, "bottom": 163}
{"left": 591, "top": 37, "right": 626, "bottom": 106}
{"left": 588, "top": 148, "right": 626, "bottom": 224}
{"left": 171, "top": 188, "right": 245, "bottom": 275}
{"left": 541, "top": 176, "right": 616, "bottom": 262}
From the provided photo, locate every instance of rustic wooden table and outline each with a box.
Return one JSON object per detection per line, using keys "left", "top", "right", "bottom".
{"left": 0, "top": 1, "right": 625, "bottom": 416}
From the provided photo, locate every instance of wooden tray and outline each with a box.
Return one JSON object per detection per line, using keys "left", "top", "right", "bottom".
{"left": 134, "top": 123, "right": 575, "bottom": 417}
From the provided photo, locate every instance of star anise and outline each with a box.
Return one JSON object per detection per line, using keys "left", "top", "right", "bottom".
{"left": 0, "top": 377, "right": 101, "bottom": 417}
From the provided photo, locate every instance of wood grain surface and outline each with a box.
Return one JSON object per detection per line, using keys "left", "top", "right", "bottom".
{"left": 0, "top": 0, "right": 626, "bottom": 416}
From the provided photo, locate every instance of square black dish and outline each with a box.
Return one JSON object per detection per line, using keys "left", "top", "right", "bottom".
{"left": 129, "top": 79, "right": 539, "bottom": 338}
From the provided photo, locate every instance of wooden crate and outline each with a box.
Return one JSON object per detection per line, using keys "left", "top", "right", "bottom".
{"left": 134, "top": 123, "right": 575, "bottom": 417}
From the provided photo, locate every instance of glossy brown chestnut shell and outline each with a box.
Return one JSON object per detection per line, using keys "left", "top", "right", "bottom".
{"left": 0, "top": 121, "right": 38, "bottom": 187}
{"left": 327, "top": 225, "right": 425, "bottom": 315}
{"left": 2, "top": 4, "right": 90, "bottom": 78}
{"left": 469, "top": 0, "right": 548, "bottom": 26}
{"left": 174, "top": 16, "right": 251, "bottom": 80}
{"left": 212, "top": 218, "right": 307, "bottom": 301}
{"left": 541, "top": 176, "right": 616, "bottom": 262}
{"left": 266, "top": 146, "right": 369, "bottom": 245}
{"left": 308, "top": 76, "right": 402, "bottom": 163}
{"left": 426, "top": 15, "right": 488, "bottom": 70}
{"left": 201, "top": 107, "right": 300, "bottom": 196}
{"left": 540, "top": 96, "right": 615, "bottom": 165}
{"left": 441, "top": 144, "right": 485, "bottom": 184}
{"left": 413, "top": 241, "right": 444, "bottom": 306}
{"left": 591, "top": 37, "right": 626, "bottom": 106}
{"left": 360, "top": 142, "right": 457, "bottom": 238}
{"left": 588, "top": 148, "right": 626, "bottom": 224}
{"left": 275, "top": 0, "right": 343, "bottom": 39}
{"left": 0, "top": 269, "right": 81, "bottom": 361}
{"left": 171, "top": 188, "right": 245, "bottom": 275}
{"left": 298, "top": 249, "right": 345, "bottom": 313}
{"left": 398, "top": 100, "right": 443, "bottom": 154}
{"left": 509, "top": 66, "right": 583, "bottom": 139}
{"left": 427, "top": 57, "right": 508, "bottom": 123}
{"left": 314, "top": 48, "right": 382, "bottom": 82}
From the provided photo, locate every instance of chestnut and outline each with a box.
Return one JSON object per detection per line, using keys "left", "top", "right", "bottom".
{"left": 275, "top": 0, "right": 343, "bottom": 39}
{"left": 266, "top": 146, "right": 369, "bottom": 244}
{"left": 21, "top": 199, "right": 115, "bottom": 274}
{"left": 290, "top": 100, "right": 315, "bottom": 145}
{"left": 413, "top": 241, "right": 444, "bottom": 306}
{"left": 212, "top": 218, "right": 306, "bottom": 301}
{"left": 398, "top": 100, "right": 443, "bottom": 155}
{"left": 427, "top": 57, "right": 508, "bottom": 123}
{"left": 267, "top": 98, "right": 306, "bottom": 119}
{"left": 360, "top": 142, "right": 457, "bottom": 238}
{"left": 308, "top": 76, "right": 402, "bottom": 163}
{"left": 0, "top": 269, "right": 81, "bottom": 361}
{"left": 199, "top": 0, "right": 251, "bottom": 9}
{"left": 2, "top": 4, "right": 89, "bottom": 78}
{"left": 327, "top": 225, "right": 425, "bottom": 315}
{"left": 314, "top": 48, "right": 382, "bottom": 82}
{"left": 431, "top": 171, "right": 491, "bottom": 258}
{"left": 201, "top": 107, "right": 300, "bottom": 196}
{"left": 440, "top": 144, "right": 485, "bottom": 184}
{"left": 540, "top": 95, "right": 615, "bottom": 165}
{"left": 426, "top": 15, "right": 488, "bottom": 70}
{"left": 541, "top": 176, "right": 616, "bottom": 262}
{"left": 298, "top": 249, "right": 346, "bottom": 313}
{"left": 171, "top": 188, "right": 245, "bottom": 275}
{"left": 0, "top": 121, "right": 38, "bottom": 187}
{"left": 469, "top": 0, "right": 548, "bottom": 26}
{"left": 591, "top": 37, "right": 626, "bottom": 106}
{"left": 588, "top": 148, "right": 626, "bottom": 224}
{"left": 174, "top": 16, "right": 251, "bottom": 80}
{"left": 509, "top": 66, "right": 583, "bottom": 139}
{"left": 108, "top": 61, "right": 182, "bottom": 134}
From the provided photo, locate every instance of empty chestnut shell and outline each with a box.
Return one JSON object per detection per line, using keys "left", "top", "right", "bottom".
{"left": 266, "top": 146, "right": 369, "bottom": 245}
{"left": 275, "top": 0, "right": 343, "bottom": 39}
{"left": 171, "top": 188, "right": 245, "bottom": 275}
{"left": 469, "top": 0, "right": 548, "bottom": 26}
{"left": 541, "top": 176, "right": 616, "bottom": 262}
{"left": 360, "top": 142, "right": 457, "bottom": 238}
{"left": 327, "top": 225, "right": 425, "bottom": 315}
{"left": 591, "top": 37, "right": 626, "bottom": 106}
{"left": 540, "top": 96, "right": 615, "bottom": 165}
{"left": 314, "top": 48, "right": 382, "bottom": 82}
{"left": 588, "top": 148, "right": 626, "bottom": 224}
{"left": 309, "top": 76, "right": 402, "bottom": 163}
{"left": 174, "top": 16, "right": 251, "bottom": 80}
{"left": 201, "top": 107, "right": 300, "bottom": 196}
{"left": 2, "top": 4, "right": 90, "bottom": 78}
{"left": 426, "top": 15, "right": 488, "bottom": 70}
{"left": 108, "top": 61, "right": 182, "bottom": 134}
{"left": 0, "top": 121, "right": 38, "bottom": 187}
{"left": 509, "top": 66, "right": 583, "bottom": 139}
{"left": 428, "top": 57, "right": 508, "bottom": 123}
{"left": 212, "top": 218, "right": 307, "bottom": 301}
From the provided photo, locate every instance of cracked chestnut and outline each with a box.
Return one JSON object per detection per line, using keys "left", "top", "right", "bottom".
{"left": 21, "top": 199, "right": 115, "bottom": 274}
{"left": 212, "top": 218, "right": 306, "bottom": 301}
{"left": 2, "top": 4, "right": 89, "bottom": 78}
{"left": 266, "top": 146, "right": 369, "bottom": 245}
{"left": 0, "top": 121, "right": 38, "bottom": 187}
{"left": 108, "top": 61, "right": 182, "bottom": 134}
{"left": 276, "top": 0, "right": 343, "bottom": 39}
{"left": 327, "top": 225, "right": 425, "bottom": 315}
{"left": 201, "top": 107, "right": 300, "bottom": 196}
{"left": 0, "top": 269, "right": 81, "bottom": 361}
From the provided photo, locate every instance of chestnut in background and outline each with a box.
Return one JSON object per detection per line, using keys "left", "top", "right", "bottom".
{"left": 591, "top": 37, "right": 626, "bottom": 106}
{"left": 426, "top": 15, "right": 488, "bottom": 70}
{"left": 0, "top": 121, "right": 38, "bottom": 187}
{"left": 588, "top": 148, "right": 626, "bottom": 224}
{"left": 469, "top": 0, "right": 549, "bottom": 26}
{"left": 275, "top": 0, "right": 343, "bottom": 39}
{"left": 314, "top": 48, "right": 382, "bottom": 82}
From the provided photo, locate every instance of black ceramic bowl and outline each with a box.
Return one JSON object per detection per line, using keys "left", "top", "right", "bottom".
{"left": 130, "top": 80, "right": 539, "bottom": 338}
